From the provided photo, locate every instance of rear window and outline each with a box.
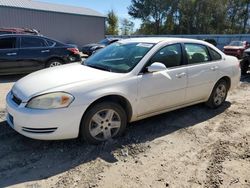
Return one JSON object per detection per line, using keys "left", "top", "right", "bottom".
{"left": 21, "top": 37, "right": 47, "bottom": 48}
{"left": 209, "top": 48, "right": 222, "bottom": 61}
{"left": 0, "top": 37, "right": 16, "bottom": 49}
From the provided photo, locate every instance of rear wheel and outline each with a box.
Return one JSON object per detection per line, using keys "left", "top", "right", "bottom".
{"left": 206, "top": 79, "right": 229, "bottom": 108}
{"left": 46, "top": 59, "right": 63, "bottom": 68}
{"left": 80, "top": 102, "right": 127, "bottom": 144}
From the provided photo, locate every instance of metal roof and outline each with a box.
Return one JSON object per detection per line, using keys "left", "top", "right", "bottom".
{"left": 0, "top": 0, "right": 105, "bottom": 18}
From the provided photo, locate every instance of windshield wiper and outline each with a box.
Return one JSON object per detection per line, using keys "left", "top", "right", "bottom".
{"left": 86, "top": 64, "right": 112, "bottom": 72}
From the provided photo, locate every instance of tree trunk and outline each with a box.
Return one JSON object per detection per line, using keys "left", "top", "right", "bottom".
{"left": 242, "top": 2, "right": 250, "bottom": 34}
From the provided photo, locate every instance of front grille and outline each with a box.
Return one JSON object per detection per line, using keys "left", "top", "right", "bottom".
{"left": 12, "top": 94, "right": 22, "bottom": 105}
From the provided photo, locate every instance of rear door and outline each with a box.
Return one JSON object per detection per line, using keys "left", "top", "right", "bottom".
{"left": 184, "top": 43, "right": 220, "bottom": 103}
{"left": 18, "top": 36, "right": 51, "bottom": 71}
{"left": 0, "top": 36, "right": 19, "bottom": 74}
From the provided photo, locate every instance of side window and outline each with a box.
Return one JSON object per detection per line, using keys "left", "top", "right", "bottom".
{"left": 0, "top": 37, "right": 16, "bottom": 49}
{"left": 185, "top": 44, "right": 210, "bottom": 64}
{"left": 46, "top": 39, "right": 56, "bottom": 47}
{"left": 150, "top": 44, "right": 182, "bottom": 68}
{"left": 21, "top": 37, "right": 47, "bottom": 48}
{"left": 209, "top": 47, "right": 222, "bottom": 61}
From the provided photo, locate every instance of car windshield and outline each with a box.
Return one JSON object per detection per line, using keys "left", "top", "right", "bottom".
{"left": 84, "top": 42, "right": 154, "bottom": 73}
{"left": 229, "top": 41, "right": 244, "bottom": 46}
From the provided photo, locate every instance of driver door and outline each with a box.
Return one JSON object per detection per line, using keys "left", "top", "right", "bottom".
{"left": 137, "top": 43, "right": 188, "bottom": 117}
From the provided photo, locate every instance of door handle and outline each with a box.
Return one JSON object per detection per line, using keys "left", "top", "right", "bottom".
{"left": 210, "top": 66, "right": 218, "bottom": 71}
{"left": 41, "top": 50, "right": 50, "bottom": 53}
{"left": 176, "top": 72, "right": 186, "bottom": 78}
{"left": 6, "top": 53, "right": 17, "bottom": 56}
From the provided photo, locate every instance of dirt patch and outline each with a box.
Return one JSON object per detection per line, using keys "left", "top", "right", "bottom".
{"left": 0, "top": 75, "right": 250, "bottom": 187}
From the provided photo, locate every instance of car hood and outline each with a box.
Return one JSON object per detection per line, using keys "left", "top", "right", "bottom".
{"left": 11, "top": 63, "right": 121, "bottom": 102}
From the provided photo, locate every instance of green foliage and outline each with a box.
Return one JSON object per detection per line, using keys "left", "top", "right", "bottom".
{"left": 128, "top": 0, "right": 250, "bottom": 35}
{"left": 128, "top": 0, "right": 172, "bottom": 34}
{"left": 120, "top": 18, "right": 135, "bottom": 35}
{"left": 106, "top": 9, "right": 119, "bottom": 35}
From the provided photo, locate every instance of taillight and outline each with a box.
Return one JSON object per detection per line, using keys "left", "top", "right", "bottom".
{"left": 67, "top": 48, "right": 80, "bottom": 55}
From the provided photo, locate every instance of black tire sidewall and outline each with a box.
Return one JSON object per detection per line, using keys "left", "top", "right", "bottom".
{"left": 80, "top": 102, "right": 127, "bottom": 144}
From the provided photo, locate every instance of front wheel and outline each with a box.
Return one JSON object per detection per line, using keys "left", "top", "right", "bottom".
{"left": 206, "top": 80, "right": 228, "bottom": 108}
{"left": 80, "top": 102, "right": 127, "bottom": 144}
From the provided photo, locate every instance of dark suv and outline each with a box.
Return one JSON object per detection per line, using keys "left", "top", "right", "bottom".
{"left": 241, "top": 49, "right": 250, "bottom": 75}
{"left": 0, "top": 34, "right": 81, "bottom": 75}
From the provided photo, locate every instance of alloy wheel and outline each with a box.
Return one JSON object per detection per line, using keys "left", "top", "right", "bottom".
{"left": 49, "top": 61, "right": 62, "bottom": 67}
{"left": 214, "top": 84, "right": 227, "bottom": 106}
{"left": 89, "top": 109, "right": 121, "bottom": 141}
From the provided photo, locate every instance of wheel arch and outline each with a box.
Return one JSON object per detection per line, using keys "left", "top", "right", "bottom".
{"left": 81, "top": 94, "right": 133, "bottom": 124}
{"left": 45, "top": 57, "right": 65, "bottom": 67}
{"left": 218, "top": 76, "right": 231, "bottom": 90}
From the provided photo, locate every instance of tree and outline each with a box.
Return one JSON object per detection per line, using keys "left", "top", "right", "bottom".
{"left": 128, "top": 0, "right": 171, "bottom": 34}
{"left": 120, "top": 18, "right": 134, "bottom": 35}
{"left": 106, "top": 10, "right": 119, "bottom": 35}
{"left": 128, "top": 0, "right": 250, "bottom": 35}
{"left": 242, "top": 1, "right": 250, "bottom": 33}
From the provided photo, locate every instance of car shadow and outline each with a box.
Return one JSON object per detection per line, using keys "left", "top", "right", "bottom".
{"left": 0, "top": 102, "right": 231, "bottom": 187}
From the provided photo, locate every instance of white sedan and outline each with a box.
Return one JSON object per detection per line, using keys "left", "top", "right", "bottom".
{"left": 6, "top": 38, "right": 240, "bottom": 143}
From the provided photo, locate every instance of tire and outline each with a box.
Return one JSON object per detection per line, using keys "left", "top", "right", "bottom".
{"left": 80, "top": 102, "right": 127, "bottom": 144}
{"left": 46, "top": 59, "right": 63, "bottom": 68}
{"left": 206, "top": 79, "right": 229, "bottom": 109}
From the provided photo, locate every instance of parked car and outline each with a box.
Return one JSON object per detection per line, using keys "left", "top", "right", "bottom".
{"left": 0, "top": 27, "right": 40, "bottom": 35}
{"left": 223, "top": 41, "right": 250, "bottom": 59}
{"left": 81, "top": 38, "right": 120, "bottom": 56}
{"left": 240, "top": 48, "right": 250, "bottom": 74}
{"left": 6, "top": 38, "right": 240, "bottom": 143}
{"left": 0, "top": 34, "right": 81, "bottom": 75}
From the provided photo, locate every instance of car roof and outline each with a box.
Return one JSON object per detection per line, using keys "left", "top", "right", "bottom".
{"left": 0, "top": 34, "right": 65, "bottom": 44}
{"left": 119, "top": 37, "right": 210, "bottom": 45}
{"left": 0, "top": 34, "right": 42, "bottom": 37}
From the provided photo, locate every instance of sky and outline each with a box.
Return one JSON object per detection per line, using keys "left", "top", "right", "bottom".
{"left": 38, "top": 0, "right": 141, "bottom": 30}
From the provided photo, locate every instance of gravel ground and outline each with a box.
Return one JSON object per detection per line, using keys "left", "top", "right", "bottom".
{"left": 0, "top": 74, "right": 250, "bottom": 188}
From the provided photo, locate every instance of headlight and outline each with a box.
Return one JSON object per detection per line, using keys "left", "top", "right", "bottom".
{"left": 26, "top": 92, "right": 74, "bottom": 109}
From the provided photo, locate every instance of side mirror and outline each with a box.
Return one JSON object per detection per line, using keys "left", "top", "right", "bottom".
{"left": 147, "top": 62, "right": 167, "bottom": 73}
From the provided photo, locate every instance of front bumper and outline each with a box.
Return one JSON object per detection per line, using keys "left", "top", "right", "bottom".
{"left": 6, "top": 92, "right": 87, "bottom": 140}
